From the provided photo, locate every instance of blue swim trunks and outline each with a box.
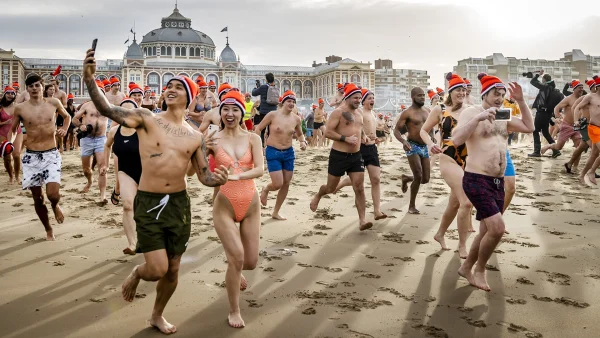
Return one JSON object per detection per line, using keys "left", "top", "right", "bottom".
{"left": 305, "top": 128, "right": 313, "bottom": 137}
{"left": 505, "top": 150, "right": 515, "bottom": 177}
{"left": 266, "top": 145, "right": 295, "bottom": 172}
{"left": 405, "top": 140, "right": 430, "bottom": 158}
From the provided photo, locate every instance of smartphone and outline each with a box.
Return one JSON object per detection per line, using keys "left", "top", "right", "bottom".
{"left": 255, "top": 80, "right": 261, "bottom": 88}
{"left": 91, "top": 39, "right": 98, "bottom": 51}
{"left": 208, "top": 124, "right": 219, "bottom": 134}
{"left": 496, "top": 108, "right": 512, "bottom": 121}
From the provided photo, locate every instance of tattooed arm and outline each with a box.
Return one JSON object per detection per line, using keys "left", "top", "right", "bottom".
{"left": 82, "top": 49, "right": 151, "bottom": 129}
{"left": 191, "top": 133, "right": 228, "bottom": 187}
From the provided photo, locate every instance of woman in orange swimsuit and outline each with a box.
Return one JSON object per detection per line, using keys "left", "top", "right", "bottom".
{"left": 210, "top": 90, "right": 264, "bottom": 329}
{"left": 420, "top": 73, "right": 474, "bottom": 258}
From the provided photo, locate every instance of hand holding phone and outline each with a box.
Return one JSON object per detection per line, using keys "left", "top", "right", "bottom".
{"left": 495, "top": 108, "right": 512, "bottom": 121}
{"left": 208, "top": 124, "right": 219, "bottom": 134}
{"left": 91, "top": 39, "right": 98, "bottom": 51}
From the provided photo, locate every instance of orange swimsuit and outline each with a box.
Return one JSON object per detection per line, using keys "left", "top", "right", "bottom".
{"left": 214, "top": 135, "right": 256, "bottom": 222}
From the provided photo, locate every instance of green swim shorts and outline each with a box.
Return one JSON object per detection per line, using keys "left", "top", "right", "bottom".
{"left": 134, "top": 190, "right": 191, "bottom": 257}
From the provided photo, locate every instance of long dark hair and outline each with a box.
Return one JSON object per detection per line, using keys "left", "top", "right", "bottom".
{"left": 0, "top": 94, "right": 15, "bottom": 107}
{"left": 43, "top": 84, "right": 54, "bottom": 98}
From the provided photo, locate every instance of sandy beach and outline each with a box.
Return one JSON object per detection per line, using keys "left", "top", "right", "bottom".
{"left": 1, "top": 141, "right": 598, "bottom": 338}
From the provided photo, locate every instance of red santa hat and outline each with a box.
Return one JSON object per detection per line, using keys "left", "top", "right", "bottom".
{"left": 120, "top": 96, "right": 139, "bottom": 108}
{"left": 585, "top": 79, "right": 596, "bottom": 89}
{"left": 281, "top": 90, "right": 296, "bottom": 104}
{"left": 342, "top": 83, "right": 361, "bottom": 100}
{"left": 427, "top": 89, "right": 438, "bottom": 100}
{"left": 360, "top": 88, "right": 373, "bottom": 105}
{"left": 208, "top": 80, "right": 216, "bottom": 88}
{"left": 12, "top": 82, "right": 20, "bottom": 89}
{"left": 318, "top": 98, "right": 324, "bottom": 104}
{"left": 67, "top": 93, "right": 74, "bottom": 100}
{"left": 109, "top": 76, "right": 120, "bottom": 86}
{"left": 446, "top": 73, "right": 467, "bottom": 92}
{"left": 95, "top": 79, "right": 105, "bottom": 93}
{"left": 436, "top": 87, "right": 445, "bottom": 95}
{"left": 102, "top": 78, "right": 111, "bottom": 88}
{"left": 3, "top": 86, "right": 16, "bottom": 95}
{"left": 166, "top": 76, "right": 198, "bottom": 107}
{"left": 197, "top": 80, "right": 208, "bottom": 89}
{"left": 129, "top": 83, "right": 144, "bottom": 96}
{"left": 219, "top": 90, "right": 246, "bottom": 118}
{"left": 218, "top": 82, "right": 232, "bottom": 100}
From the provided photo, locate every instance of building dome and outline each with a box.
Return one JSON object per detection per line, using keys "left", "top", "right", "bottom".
{"left": 220, "top": 43, "right": 237, "bottom": 62}
{"left": 125, "top": 40, "right": 143, "bottom": 59}
{"left": 140, "top": 6, "right": 215, "bottom": 46}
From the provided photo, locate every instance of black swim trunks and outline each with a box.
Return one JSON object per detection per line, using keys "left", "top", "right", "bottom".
{"left": 328, "top": 149, "right": 364, "bottom": 177}
{"left": 360, "top": 144, "right": 380, "bottom": 167}
{"left": 314, "top": 122, "right": 324, "bottom": 130}
{"left": 134, "top": 190, "right": 191, "bottom": 257}
{"left": 462, "top": 172, "right": 504, "bottom": 221}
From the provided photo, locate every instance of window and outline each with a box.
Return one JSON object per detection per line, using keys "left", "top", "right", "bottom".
{"left": 136, "top": 75, "right": 141, "bottom": 82}
{"left": 161, "top": 46, "right": 166, "bottom": 55}
{"left": 175, "top": 47, "right": 180, "bottom": 56}
{"left": 148, "top": 74, "right": 159, "bottom": 84}
{"left": 2, "top": 65, "right": 9, "bottom": 87}
{"left": 190, "top": 48, "right": 195, "bottom": 57}
{"left": 181, "top": 47, "right": 186, "bottom": 56}
{"left": 152, "top": 47, "right": 157, "bottom": 56}
{"left": 196, "top": 48, "right": 200, "bottom": 57}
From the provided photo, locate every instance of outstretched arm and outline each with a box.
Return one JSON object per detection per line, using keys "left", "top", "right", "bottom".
{"left": 507, "top": 82, "right": 534, "bottom": 133}
{"left": 82, "top": 49, "right": 150, "bottom": 129}
{"left": 553, "top": 97, "right": 568, "bottom": 118}
{"left": 452, "top": 107, "right": 490, "bottom": 146}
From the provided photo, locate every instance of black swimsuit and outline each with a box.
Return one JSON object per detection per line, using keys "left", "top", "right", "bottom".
{"left": 113, "top": 126, "right": 142, "bottom": 184}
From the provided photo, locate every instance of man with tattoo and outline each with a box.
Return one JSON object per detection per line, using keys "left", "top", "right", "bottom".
{"left": 310, "top": 83, "right": 373, "bottom": 231}
{"left": 453, "top": 74, "right": 534, "bottom": 291}
{"left": 7, "top": 75, "right": 71, "bottom": 241}
{"left": 83, "top": 49, "right": 228, "bottom": 334}
{"left": 72, "top": 80, "right": 110, "bottom": 204}
{"left": 394, "top": 87, "right": 431, "bottom": 214}
{"left": 255, "top": 90, "right": 307, "bottom": 220}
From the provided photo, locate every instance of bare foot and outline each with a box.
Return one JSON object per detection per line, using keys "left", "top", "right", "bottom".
{"left": 82, "top": 180, "right": 92, "bottom": 193}
{"left": 240, "top": 274, "right": 248, "bottom": 291}
{"left": 271, "top": 213, "right": 287, "bottom": 220}
{"left": 46, "top": 230, "right": 55, "bottom": 241}
{"left": 150, "top": 316, "right": 177, "bottom": 334}
{"left": 123, "top": 246, "right": 136, "bottom": 255}
{"left": 408, "top": 207, "right": 420, "bottom": 214}
{"left": 122, "top": 265, "right": 140, "bottom": 302}
{"left": 587, "top": 172, "right": 597, "bottom": 185}
{"left": 540, "top": 145, "right": 549, "bottom": 155}
{"left": 52, "top": 204, "right": 64, "bottom": 224}
{"left": 374, "top": 212, "right": 388, "bottom": 220}
{"left": 471, "top": 270, "right": 491, "bottom": 292}
{"left": 228, "top": 312, "right": 245, "bottom": 328}
{"left": 457, "top": 264, "right": 474, "bottom": 285}
{"left": 458, "top": 245, "right": 468, "bottom": 259}
{"left": 433, "top": 233, "right": 450, "bottom": 250}
{"left": 401, "top": 174, "right": 413, "bottom": 194}
{"left": 98, "top": 198, "right": 108, "bottom": 207}
{"left": 359, "top": 222, "right": 373, "bottom": 231}
{"left": 310, "top": 194, "right": 322, "bottom": 212}
{"left": 579, "top": 175, "right": 587, "bottom": 185}
{"left": 260, "top": 188, "right": 268, "bottom": 206}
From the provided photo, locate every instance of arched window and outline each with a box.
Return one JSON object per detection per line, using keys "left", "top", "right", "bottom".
{"left": 143, "top": 47, "right": 147, "bottom": 56}
{"left": 161, "top": 46, "right": 166, "bottom": 55}
{"left": 166, "top": 46, "right": 172, "bottom": 56}
{"left": 181, "top": 47, "right": 186, "bottom": 56}
{"left": 190, "top": 48, "right": 195, "bottom": 57}
{"left": 196, "top": 48, "right": 200, "bottom": 57}
{"left": 152, "top": 46, "right": 157, "bottom": 56}
{"left": 175, "top": 47, "right": 180, "bottom": 56}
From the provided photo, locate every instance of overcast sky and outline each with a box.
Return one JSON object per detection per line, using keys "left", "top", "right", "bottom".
{"left": 3, "top": 0, "right": 599, "bottom": 87}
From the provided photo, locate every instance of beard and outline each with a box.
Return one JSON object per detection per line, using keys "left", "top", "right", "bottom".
{"left": 413, "top": 100, "right": 425, "bottom": 108}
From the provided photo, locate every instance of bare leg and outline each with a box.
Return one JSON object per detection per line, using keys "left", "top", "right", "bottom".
{"left": 366, "top": 165, "right": 387, "bottom": 219}
{"left": 433, "top": 190, "right": 459, "bottom": 251}
{"left": 118, "top": 172, "right": 138, "bottom": 255}
{"left": 272, "top": 170, "right": 293, "bottom": 220}
{"left": 579, "top": 144, "right": 599, "bottom": 184}
{"left": 81, "top": 156, "right": 93, "bottom": 193}
{"left": 465, "top": 215, "right": 505, "bottom": 292}
{"left": 566, "top": 141, "right": 588, "bottom": 173}
{"left": 122, "top": 249, "right": 169, "bottom": 302}
{"left": 458, "top": 220, "right": 487, "bottom": 287}
{"left": 439, "top": 159, "right": 472, "bottom": 258}
{"left": 349, "top": 171, "right": 371, "bottom": 230}
{"left": 149, "top": 256, "right": 181, "bottom": 334}
{"left": 95, "top": 151, "right": 108, "bottom": 204}
{"left": 260, "top": 170, "right": 283, "bottom": 207}
{"left": 30, "top": 186, "right": 54, "bottom": 240}
{"left": 333, "top": 176, "right": 352, "bottom": 194}
{"left": 310, "top": 174, "right": 341, "bottom": 212}
{"left": 114, "top": 154, "right": 121, "bottom": 194}
{"left": 406, "top": 155, "right": 424, "bottom": 214}
{"left": 503, "top": 176, "right": 516, "bottom": 213}
{"left": 3, "top": 154, "right": 14, "bottom": 183}
{"left": 12, "top": 133, "right": 22, "bottom": 183}
{"left": 401, "top": 174, "right": 413, "bottom": 194}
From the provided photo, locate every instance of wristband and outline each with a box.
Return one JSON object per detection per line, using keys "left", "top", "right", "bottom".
{"left": 340, "top": 135, "right": 346, "bottom": 142}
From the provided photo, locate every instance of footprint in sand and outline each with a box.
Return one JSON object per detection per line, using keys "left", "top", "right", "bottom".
{"left": 301, "top": 308, "right": 316, "bottom": 315}
{"left": 89, "top": 297, "right": 107, "bottom": 303}
{"left": 246, "top": 300, "right": 263, "bottom": 308}
{"left": 461, "top": 316, "right": 486, "bottom": 328}
{"left": 516, "top": 277, "right": 534, "bottom": 285}
{"left": 506, "top": 298, "right": 527, "bottom": 305}
{"left": 516, "top": 264, "right": 529, "bottom": 269}
{"left": 359, "top": 273, "right": 381, "bottom": 279}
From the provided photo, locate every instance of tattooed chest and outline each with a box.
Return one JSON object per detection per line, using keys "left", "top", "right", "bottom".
{"left": 155, "top": 119, "right": 196, "bottom": 138}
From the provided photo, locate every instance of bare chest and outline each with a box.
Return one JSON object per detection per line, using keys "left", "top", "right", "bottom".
{"left": 338, "top": 111, "right": 363, "bottom": 132}
{"left": 270, "top": 116, "right": 296, "bottom": 135}
{"left": 22, "top": 105, "right": 56, "bottom": 127}
{"left": 476, "top": 120, "right": 508, "bottom": 139}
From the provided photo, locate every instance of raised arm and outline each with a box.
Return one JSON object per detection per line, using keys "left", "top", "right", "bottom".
{"left": 82, "top": 49, "right": 150, "bottom": 129}
{"left": 199, "top": 108, "right": 217, "bottom": 133}
{"left": 191, "top": 133, "right": 228, "bottom": 187}
{"left": 507, "top": 82, "right": 535, "bottom": 133}
{"left": 530, "top": 74, "right": 545, "bottom": 90}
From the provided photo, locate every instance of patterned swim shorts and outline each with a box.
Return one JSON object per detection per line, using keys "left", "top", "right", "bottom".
{"left": 22, "top": 148, "right": 62, "bottom": 190}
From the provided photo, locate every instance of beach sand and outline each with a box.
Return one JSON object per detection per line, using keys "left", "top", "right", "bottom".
{"left": 0, "top": 141, "right": 598, "bottom": 338}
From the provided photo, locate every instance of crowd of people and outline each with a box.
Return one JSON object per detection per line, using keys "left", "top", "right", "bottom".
{"left": 1, "top": 48, "right": 599, "bottom": 333}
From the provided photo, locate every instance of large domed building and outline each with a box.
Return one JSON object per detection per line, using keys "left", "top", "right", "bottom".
{"left": 6, "top": 5, "right": 404, "bottom": 108}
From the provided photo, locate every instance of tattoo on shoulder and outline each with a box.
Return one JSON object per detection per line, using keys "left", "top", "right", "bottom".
{"left": 342, "top": 111, "right": 354, "bottom": 122}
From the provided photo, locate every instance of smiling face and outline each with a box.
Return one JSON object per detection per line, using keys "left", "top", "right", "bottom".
{"left": 347, "top": 93, "right": 361, "bottom": 110}
{"left": 199, "top": 87, "right": 207, "bottom": 96}
{"left": 450, "top": 87, "right": 466, "bottom": 105}
{"left": 131, "top": 92, "right": 143, "bottom": 105}
{"left": 220, "top": 104, "right": 243, "bottom": 129}
{"left": 283, "top": 98, "right": 296, "bottom": 111}
{"left": 573, "top": 85, "right": 584, "bottom": 97}
{"left": 164, "top": 81, "right": 188, "bottom": 108}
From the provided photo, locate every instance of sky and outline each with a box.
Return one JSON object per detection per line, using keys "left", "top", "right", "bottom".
{"left": 2, "top": 0, "right": 599, "bottom": 88}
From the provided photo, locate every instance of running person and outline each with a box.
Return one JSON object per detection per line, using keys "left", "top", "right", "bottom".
{"left": 420, "top": 73, "right": 473, "bottom": 257}
{"left": 7, "top": 75, "right": 71, "bottom": 240}
{"left": 334, "top": 88, "right": 387, "bottom": 221}
{"left": 454, "top": 74, "right": 534, "bottom": 292}
{"left": 394, "top": 87, "right": 431, "bottom": 214}
{"left": 210, "top": 90, "right": 264, "bottom": 328}
{"left": 255, "top": 90, "right": 307, "bottom": 220}
{"left": 1, "top": 86, "right": 23, "bottom": 184}
{"left": 83, "top": 49, "right": 228, "bottom": 334}
{"left": 310, "top": 83, "right": 373, "bottom": 231}
{"left": 566, "top": 79, "right": 597, "bottom": 174}
{"left": 72, "top": 80, "right": 110, "bottom": 204}
{"left": 187, "top": 80, "right": 211, "bottom": 129}
{"left": 314, "top": 98, "right": 327, "bottom": 147}
{"left": 576, "top": 76, "right": 600, "bottom": 185}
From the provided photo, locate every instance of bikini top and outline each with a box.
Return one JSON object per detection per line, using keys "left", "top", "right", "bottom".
{"left": 214, "top": 134, "right": 253, "bottom": 173}
{"left": 439, "top": 104, "right": 458, "bottom": 142}
{"left": 194, "top": 97, "right": 212, "bottom": 112}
